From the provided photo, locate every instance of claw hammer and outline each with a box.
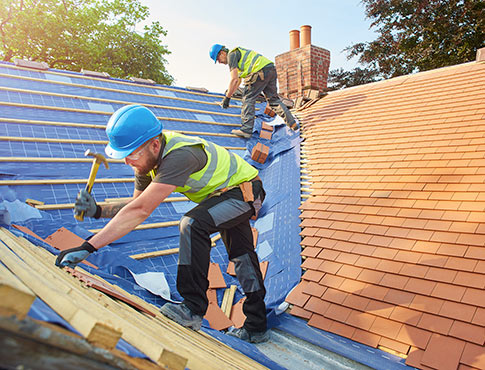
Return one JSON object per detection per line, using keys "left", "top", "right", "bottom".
{"left": 75, "top": 149, "right": 109, "bottom": 221}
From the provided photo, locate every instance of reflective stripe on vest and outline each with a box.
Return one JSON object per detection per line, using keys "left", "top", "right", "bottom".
{"left": 162, "top": 131, "right": 258, "bottom": 203}
{"left": 232, "top": 47, "right": 272, "bottom": 78}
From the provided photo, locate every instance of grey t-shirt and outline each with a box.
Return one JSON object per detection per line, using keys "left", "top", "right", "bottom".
{"left": 134, "top": 143, "right": 207, "bottom": 191}
{"left": 228, "top": 49, "right": 241, "bottom": 71}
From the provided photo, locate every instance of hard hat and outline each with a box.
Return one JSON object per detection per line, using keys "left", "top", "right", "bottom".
{"left": 209, "top": 44, "right": 224, "bottom": 63}
{"left": 105, "top": 105, "right": 163, "bottom": 159}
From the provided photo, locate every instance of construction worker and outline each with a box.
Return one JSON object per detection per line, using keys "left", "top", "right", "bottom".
{"left": 55, "top": 104, "right": 269, "bottom": 343}
{"left": 209, "top": 44, "right": 298, "bottom": 139}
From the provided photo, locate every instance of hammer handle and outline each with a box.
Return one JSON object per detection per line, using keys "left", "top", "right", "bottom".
{"left": 74, "top": 161, "right": 101, "bottom": 221}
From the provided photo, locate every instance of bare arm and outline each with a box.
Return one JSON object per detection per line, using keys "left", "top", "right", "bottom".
{"left": 88, "top": 182, "right": 176, "bottom": 249}
{"left": 226, "top": 68, "right": 241, "bottom": 98}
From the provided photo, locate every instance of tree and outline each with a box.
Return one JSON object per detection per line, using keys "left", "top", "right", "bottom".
{"left": 0, "top": 0, "right": 173, "bottom": 84}
{"left": 330, "top": 0, "right": 484, "bottom": 89}
{"left": 327, "top": 67, "right": 380, "bottom": 91}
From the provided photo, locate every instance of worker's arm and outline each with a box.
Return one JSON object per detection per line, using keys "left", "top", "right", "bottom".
{"left": 56, "top": 182, "right": 176, "bottom": 268}
{"left": 226, "top": 68, "right": 241, "bottom": 98}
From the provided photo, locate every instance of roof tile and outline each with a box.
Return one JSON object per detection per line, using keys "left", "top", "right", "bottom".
{"left": 369, "top": 316, "right": 403, "bottom": 339}
{"left": 418, "top": 313, "right": 454, "bottom": 335}
{"left": 420, "top": 334, "right": 466, "bottom": 370}
{"left": 461, "top": 342, "right": 485, "bottom": 369}
{"left": 378, "top": 337, "right": 410, "bottom": 356}
{"left": 304, "top": 296, "right": 331, "bottom": 315}
{"left": 449, "top": 320, "right": 485, "bottom": 345}
{"left": 390, "top": 306, "right": 422, "bottom": 326}
{"left": 352, "top": 328, "right": 381, "bottom": 348}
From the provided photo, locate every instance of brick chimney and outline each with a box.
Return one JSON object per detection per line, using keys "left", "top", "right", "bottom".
{"left": 275, "top": 25, "right": 330, "bottom": 100}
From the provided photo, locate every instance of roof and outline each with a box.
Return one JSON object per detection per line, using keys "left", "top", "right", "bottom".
{"left": 0, "top": 61, "right": 301, "bottom": 369}
{"left": 289, "top": 58, "right": 485, "bottom": 369}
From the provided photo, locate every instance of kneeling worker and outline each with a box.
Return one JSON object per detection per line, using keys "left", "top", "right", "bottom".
{"left": 55, "top": 104, "right": 269, "bottom": 343}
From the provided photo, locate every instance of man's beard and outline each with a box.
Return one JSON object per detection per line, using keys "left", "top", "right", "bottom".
{"left": 133, "top": 151, "right": 158, "bottom": 176}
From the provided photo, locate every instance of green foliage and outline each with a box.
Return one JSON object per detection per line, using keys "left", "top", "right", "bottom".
{"left": 0, "top": 0, "right": 173, "bottom": 84}
{"left": 327, "top": 67, "right": 380, "bottom": 91}
{"left": 330, "top": 0, "right": 484, "bottom": 89}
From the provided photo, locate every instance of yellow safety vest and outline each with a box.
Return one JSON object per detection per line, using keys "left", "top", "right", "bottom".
{"left": 160, "top": 131, "right": 258, "bottom": 203}
{"left": 231, "top": 47, "right": 272, "bottom": 78}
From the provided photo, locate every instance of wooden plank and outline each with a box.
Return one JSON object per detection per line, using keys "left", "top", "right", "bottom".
{"left": 89, "top": 221, "right": 180, "bottom": 233}
{"left": 0, "top": 233, "right": 121, "bottom": 350}
{"left": 0, "top": 178, "right": 133, "bottom": 186}
{"left": 0, "top": 263, "right": 36, "bottom": 318}
{"left": 1, "top": 229, "right": 268, "bottom": 369}
{"left": 0, "top": 157, "right": 123, "bottom": 163}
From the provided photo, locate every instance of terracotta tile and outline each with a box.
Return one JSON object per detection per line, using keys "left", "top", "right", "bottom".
{"left": 376, "top": 259, "right": 405, "bottom": 273}
{"left": 342, "top": 294, "right": 371, "bottom": 311}
{"left": 366, "top": 300, "right": 395, "bottom": 318}
{"left": 475, "top": 260, "right": 485, "bottom": 274}
{"left": 347, "top": 310, "right": 376, "bottom": 331}
{"left": 354, "top": 255, "right": 381, "bottom": 269}
{"left": 320, "top": 274, "right": 346, "bottom": 289}
{"left": 449, "top": 320, "right": 485, "bottom": 345}
{"left": 12, "top": 224, "right": 46, "bottom": 243}
{"left": 404, "top": 278, "right": 437, "bottom": 296}
{"left": 462, "top": 287, "right": 485, "bottom": 307}
{"left": 206, "top": 288, "right": 218, "bottom": 304}
{"left": 204, "top": 301, "right": 234, "bottom": 331}
{"left": 301, "top": 246, "right": 321, "bottom": 258}
{"left": 431, "top": 282, "right": 467, "bottom": 302}
{"left": 302, "top": 281, "right": 327, "bottom": 297}
{"left": 208, "top": 262, "right": 227, "bottom": 289}
{"left": 405, "top": 348, "right": 428, "bottom": 369}
{"left": 357, "top": 269, "right": 385, "bottom": 284}
{"left": 335, "top": 252, "right": 359, "bottom": 265}
{"left": 317, "top": 248, "right": 340, "bottom": 261}
{"left": 286, "top": 281, "right": 310, "bottom": 307}
{"left": 337, "top": 264, "right": 362, "bottom": 279}
{"left": 321, "top": 288, "right": 348, "bottom": 305}
{"left": 421, "top": 334, "right": 466, "bottom": 370}
{"left": 45, "top": 227, "right": 97, "bottom": 269}
{"left": 384, "top": 289, "right": 416, "bottom": 307}
{"left": 369, "top": 316, "right": 403, "bottom": 339}
{"left": 359, "top": 284, "right": 389, "bottom": 301}
{"left": 308, "top": 313, "right": 333, "bottom": 332}
{"left": 437, "top": 243, "right": 467, "bottom": 257}
{"left": 409, "top": 295, "right": 445, "bottom": 315}
{"left": 302, "top": 269, "right": 325, "bottom": 282}
{"left": 301, "top": 257, "right": 322, "bottom": 270}
{"left": 445, "top": 256, "right": 478, "bottom": 272}
{"left": 338, "top": 279, "right": 366, "bottom": 294}
{"left": 418, "top": 313, "right": 454, "bottom": 335}
{"left": 378, "top": 337, "right": 410, "bottom": 356}
{"left": 472, "top": 307, "right": 485, "bottom": 327}
{"left": 396, "top": 324, "right": 432, "bottom": 349}
{"left": 301, "top": 236, "right": 320, "bottom": 247}
{"left": 324, "top": 303, "right": 352, "bottom": 322}
{"left": 413, "top": 240, "right": 441, "bottom": 253}
{"left": 400, "top": 263, "right": 429, "bottom": 278}
{"left": 329, "top": 321, "right": 356, "bottom": 339}
{"left": 440, "top": 300, "right": 477, "bottom": 322}
{"left": 394, "top": 250, "right": 421, "bottom": 264}
{"left": 229, "top": 297, "right": 246, "bottom": 329}
{"left": 390, "top": 306, "right": 422, "bottom": 326}
{"left": 425, "top": 266, "right": 457, "bottom": 283}
{"left": 454, "top": 271, "right": 485, "bottom": 289}
{"left": 318, "top": 260, "right": 342, "bottom": 274}
{"left": 352, "top": 328, "right": 381, "bottom": 348}
{"left": 465, "top": 246, "right": 485, "bottom": 259}
{"left": 305, "top": 296, "right": 331, "bottom": 315}
{"left": 418, "top": 253, "right": 449, "bottom": 267}
{"left": 289, "top": 305, "right": 312, "bottom": 320}
{"left": 461, "top": 342, "right": 485, "bottom": 369}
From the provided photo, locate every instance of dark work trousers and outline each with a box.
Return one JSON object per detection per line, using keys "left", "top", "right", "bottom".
{"left": 240, "top": 64, "right": 296, "bottom": 135}
{"left": 177, "top": 179, "right": 267, "bottom": 333}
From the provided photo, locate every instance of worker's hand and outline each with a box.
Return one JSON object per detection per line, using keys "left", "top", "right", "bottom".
{"left": 55, "top": 241, "right": 97, "bottom": 268}
{"left": 74, "top": 189, "right": 99, "bottom": 218}
{"left": 220, "top": 96, "right": 230, "bottom": 109}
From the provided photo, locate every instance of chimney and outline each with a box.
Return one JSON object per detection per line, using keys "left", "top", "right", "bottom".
{"left": 275, "top": 25, "right": 330, "bottom": 101}
{"left": 300, "top": 25, "right": 311, "bottom": 47}
{"left": 289, "top": 29, "right": 300, "bottom": 50}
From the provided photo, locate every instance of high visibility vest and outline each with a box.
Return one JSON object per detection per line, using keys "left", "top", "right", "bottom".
{"left": 160, "top": 131, "right": 258, "bottom": 203}
{"left": 231, "top": 47, "right": 272, "bottom": 78}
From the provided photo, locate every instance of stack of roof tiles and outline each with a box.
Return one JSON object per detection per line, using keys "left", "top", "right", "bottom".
{"left": 288, "top": 56, "right": 485, "bottom": 370}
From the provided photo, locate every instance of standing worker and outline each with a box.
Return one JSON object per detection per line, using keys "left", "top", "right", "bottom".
{"left": 55, "top": 104, "right": 269, "bottom": 343}
{"left": 210, "top": 44, "right": 298, "bottom": 138}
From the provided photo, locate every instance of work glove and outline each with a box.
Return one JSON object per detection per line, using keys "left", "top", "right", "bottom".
{"left": 55, "top": 241, "right": 97, "bottom": 268}
{"left": 220, "top": 96, "right": 230, "bottom": 109}
{"left": 74, "top": 189, "right": 100, "bottom": 218}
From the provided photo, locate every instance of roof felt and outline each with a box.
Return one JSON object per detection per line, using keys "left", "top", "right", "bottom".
{"left": 290, "top": 58, "right": 485, "bottom": 370}
{"left": 0, "top": 61, "right": 301, "bottom": 368}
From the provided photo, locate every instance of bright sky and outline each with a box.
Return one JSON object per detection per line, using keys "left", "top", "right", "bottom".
{"left": 138, "top": 0, "right": 377, "bottom": 93}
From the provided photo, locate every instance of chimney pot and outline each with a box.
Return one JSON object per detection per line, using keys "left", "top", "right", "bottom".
{"left": 289, "top": 30, "right": 300, "bottom": 50}
{"left": 300, "top": 25, "right": 312, "bottom": 47}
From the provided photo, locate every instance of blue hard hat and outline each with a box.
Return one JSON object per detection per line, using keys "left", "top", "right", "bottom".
{"left": 209, "top": 44, "right": 224, "bottom": 63}
{"left": 105, "top": 105, "right": 163, "bottom": 159}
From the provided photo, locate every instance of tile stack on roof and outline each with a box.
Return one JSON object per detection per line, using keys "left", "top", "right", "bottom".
{"left": 289, "top": 59, "right": 485, "bottom": 370}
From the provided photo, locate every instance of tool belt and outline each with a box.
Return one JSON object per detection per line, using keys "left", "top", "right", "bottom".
{"left": 209, "top": 176, "right": 263, "bottom": 219}
{"left": 243, "top": 70, "right": 264, "bottom": 86}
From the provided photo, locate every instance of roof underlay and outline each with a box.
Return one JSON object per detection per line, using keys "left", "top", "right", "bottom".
{"left": 289, "top": 59, "right": 485, "bottom": 370}
{"left": 0, "top": 61, "right": 303, "bottom": 369}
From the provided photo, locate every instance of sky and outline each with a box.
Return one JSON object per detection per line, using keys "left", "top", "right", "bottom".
{"left": 138, "top": 0, "right": 377, "bottom": 93}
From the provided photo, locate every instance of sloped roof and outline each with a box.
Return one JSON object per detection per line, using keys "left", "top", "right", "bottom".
{"left": 289, "top": 58, "right": 485, "bottom": 370}
{"left": 0, "top": 61, "right": 301, "bottom": 369}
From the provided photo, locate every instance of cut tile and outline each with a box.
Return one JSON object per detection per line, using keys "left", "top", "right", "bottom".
{"left": 420, "top": 334, "right": 466, "bottom": 370}
{"left": 204, "top": 301, "right": 234, "bottom": 331}
{"left": 229, "top": 297, "right": 246, "bottom": 329}
{"left": 208, "top": 262, "right": 226, "bottom": 289}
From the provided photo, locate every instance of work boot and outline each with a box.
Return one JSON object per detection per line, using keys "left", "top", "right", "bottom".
{"left": 227, "top": 327, "right": 270, "bottom": 343}
{"left": 231, "top": 129, "right": 252, "bottom": 139}
{"left": 160, "top": 303, "right": 203, "bottom": 331}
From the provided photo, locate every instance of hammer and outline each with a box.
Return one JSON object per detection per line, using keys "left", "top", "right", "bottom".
{"left": 74, "top": 149, "right": 109, "bottom": 221}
